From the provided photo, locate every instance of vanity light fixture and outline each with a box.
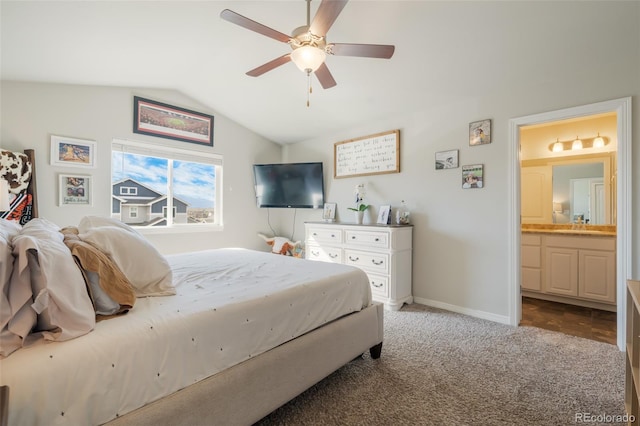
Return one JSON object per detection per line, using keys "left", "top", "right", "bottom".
{"left": 547, "top": 134, "right": 609, "bottom": 152}
{"left": 571, "top": 136, "right": 583, "bottom": 150}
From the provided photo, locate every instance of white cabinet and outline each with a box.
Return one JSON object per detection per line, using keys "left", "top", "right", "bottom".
{"left": 521, "top": 232, "right": 616, "bottom": 309}
{"left": 545, "top": 235, "right": 616, "bottom": 304}
{"left": 305, "top": 222, "right": 412, "bottom": 311}
{"left": 521, "top": 234, "right": 542, "bottom": 291}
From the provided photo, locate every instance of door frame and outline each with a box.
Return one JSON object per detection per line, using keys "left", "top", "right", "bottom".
{"left": 507, "top": 97, "right": 632, "bottom": 350}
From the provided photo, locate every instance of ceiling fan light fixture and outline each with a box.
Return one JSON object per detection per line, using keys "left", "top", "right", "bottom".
{"left": 290, "top": 45, "right": 326, "bottom": 72}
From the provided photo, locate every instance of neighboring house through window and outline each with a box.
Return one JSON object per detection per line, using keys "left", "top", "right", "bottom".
{"left": 111, "top": 139, "right": 222, "bottom": 228}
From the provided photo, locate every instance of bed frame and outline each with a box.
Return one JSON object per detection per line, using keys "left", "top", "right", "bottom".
{"left": 108, "top": 302, "right": 383, "bottom": 425}
{"left": 1, "top": 149, "right": 384, "bottom": 425}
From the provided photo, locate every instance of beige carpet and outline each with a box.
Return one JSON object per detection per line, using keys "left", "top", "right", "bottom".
{"left": 256, "top": 303, "right": 625, "bottom": 425}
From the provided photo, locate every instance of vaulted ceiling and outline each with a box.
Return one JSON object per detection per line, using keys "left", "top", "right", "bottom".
{"left": 0, "top": 1, "right": 615, "bottom": 144}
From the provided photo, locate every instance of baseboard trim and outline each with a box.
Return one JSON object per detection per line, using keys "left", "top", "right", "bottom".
{"left": 412, "top": 297, "right": 511, "bottom": 325}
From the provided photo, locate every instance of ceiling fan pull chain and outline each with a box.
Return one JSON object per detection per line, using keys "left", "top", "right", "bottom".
{"left": 306, "top": 70, "right": 312, "bottom": 107}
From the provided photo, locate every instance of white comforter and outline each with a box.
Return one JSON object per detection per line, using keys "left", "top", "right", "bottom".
{"left": 0, "top": 248, "right": 371, "bottom": 426}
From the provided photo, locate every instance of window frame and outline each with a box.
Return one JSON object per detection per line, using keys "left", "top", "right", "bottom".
{"left": 112, "top": 139, "right": 223, "bottom": 234}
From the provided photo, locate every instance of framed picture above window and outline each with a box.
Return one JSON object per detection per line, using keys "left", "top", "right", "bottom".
{"left": 59, "top": 174, "right": 92, "bottom": 206}
{"left": 133, "top": 96, "right": 214, "bottom": 147}
{"left": 50, "top": 135, "right": 96, "bottom": 168}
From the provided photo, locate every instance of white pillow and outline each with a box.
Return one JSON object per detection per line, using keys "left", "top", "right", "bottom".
{"left": 0, "top": 219, "right": 22, "bottom": 357}
{"left": 79, "top": 226, "right": 175, "bottom": 297}
{"left": 10, "top": 218, "right": 95, "bottom": 342}
{"left": 78, "top": 216, "right": 139, "bottom": 234}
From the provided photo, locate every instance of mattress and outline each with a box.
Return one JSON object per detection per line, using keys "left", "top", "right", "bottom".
{"left": 0, "top": 248, "right": 371, "bottom": 426}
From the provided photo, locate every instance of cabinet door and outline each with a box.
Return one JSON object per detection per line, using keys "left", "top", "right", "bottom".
{"left": 521, "top": 166, "right": 552, "bottom": 224}
{"left": 579, "top": 249, "right": 616, "bottom": 303}
{"left": 546, "top": 247, "right": 578, "bottom": 296}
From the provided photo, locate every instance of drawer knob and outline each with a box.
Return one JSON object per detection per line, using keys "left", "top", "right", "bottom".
{"left": 329, "top": 253, "right": 338, "bottom": 258}
{"left": 375, "top": 238, "right": 380, "bottom": 241}
{"left": 311, "top": 250, "right": 319, "bottom": 256}
{"left": 349, "top": 256, "right": 360, "bottom": 262}
{"left": 351, "top": 236, "right": 356, "bottom": 239}
{"left": 372, "top": 259, "right": 384, "bottom": 266}
{"left": 331, "top": 234, "right": 335, "bottom": 238}
{"left": 372, "top": 281, "right": 382, "bottom": 288}
{"left": 313, "top": 232, "right": 318, "bottom": 236}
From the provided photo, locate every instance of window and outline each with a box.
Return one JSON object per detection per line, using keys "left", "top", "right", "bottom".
{"left": 120, "top": 187, "right": 138, "bottom": 195}
{"left": 112, "top": 139, "right": 222, "bottom": 229}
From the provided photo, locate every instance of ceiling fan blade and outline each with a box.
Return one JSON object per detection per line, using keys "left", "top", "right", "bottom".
{"left": 309, "top": 0, "right": 348, "bottom": 37}
{"left": 220, "top": 9, "right": 291, "bottom": 43}
{"left": 329, "top": 43, "right": 395, "bottom": 59}
{"left": 246, "top": 54, "right": 292, "bottom": 77}
{"left": 314, "top": 62, "right": 337, "bottom": 89}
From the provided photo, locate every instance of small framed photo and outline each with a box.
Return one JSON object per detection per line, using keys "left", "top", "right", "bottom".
{"left": 377, "top": 205, "right": 391, "bottom": 224}
{"left": 462, "top": 164, "right": 484, "bottom": 189}
{"left": 50, "top": 135, "right": 96, "bottom": 168}
{"left": 469, "top": 119, "right": 491, "bottom": 146}
{"left": 323, "top": 202, "right": 337, "bottom": 222}
{"left": 435, "top": 149, "right": 459, "bottom": 170}
{"left": 59, "top": 174, "right": 92, "bottom": 206}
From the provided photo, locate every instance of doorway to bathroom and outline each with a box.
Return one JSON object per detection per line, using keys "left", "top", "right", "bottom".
{"left": 507, "top": 97, "right": 632, "bottom": 350}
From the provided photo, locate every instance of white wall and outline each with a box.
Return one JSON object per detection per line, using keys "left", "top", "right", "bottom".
{"left": 284, "top": 2, "right": 640, "bottom": 321}
{"left": 1, "top": 1, "right": 638, "bottom": 323}
{"left": 0, "top": 81, "right": 282, "bottom": 254}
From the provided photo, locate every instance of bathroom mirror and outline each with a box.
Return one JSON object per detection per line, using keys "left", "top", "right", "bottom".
{"left": 552, "top": 161, "right": 611, "bottom": 224}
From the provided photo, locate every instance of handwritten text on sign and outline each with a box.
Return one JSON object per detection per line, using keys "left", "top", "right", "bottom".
{"left": 334, "top": 130, "right": 400, "bottom": 178}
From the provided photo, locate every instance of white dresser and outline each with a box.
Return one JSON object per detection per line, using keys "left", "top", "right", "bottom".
{"left": 304, "top": 222, "right": 413, "bottom": 311}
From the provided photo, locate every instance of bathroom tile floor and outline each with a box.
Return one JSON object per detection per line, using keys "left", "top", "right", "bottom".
{"left": 520, "top": 297, "right": 617, "bottom": 345}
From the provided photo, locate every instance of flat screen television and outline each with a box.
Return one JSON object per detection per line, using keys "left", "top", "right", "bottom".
{"left": 253, "top": 162, "right": 325, "bottom": 208}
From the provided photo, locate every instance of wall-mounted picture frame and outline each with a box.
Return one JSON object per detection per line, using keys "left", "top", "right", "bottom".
{"left": 50, "top": 135, "right": 96, "bottom": 168}
{"left": 133, "top": 96, "right": 214, "bottom": 147}
{"left": 469, "top": 119, "right": 492, "bottom": 146}
{"left": 435, "top": 149, "right": 459, "bottom": 170}
{"left": 462, "top": 164, "right": 484, "bottom": 189}
{"left": 323, "top": 202, "right": 337, "bottom": 222}
{"left": 377, "top": 205, "right": 391, "bottom": 224}
{"left": 59, "top": 174, "right": 92, "bottom": 206}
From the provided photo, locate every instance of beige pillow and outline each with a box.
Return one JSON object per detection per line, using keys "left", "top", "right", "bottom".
{"left": 79, "top": 226, "right": 175, "bottom": 297}
{"left": 10, "top": 219, "right": 95, "bottom": 342}
{"left": 62, "top": 232, "right": 135, "bottom": 317}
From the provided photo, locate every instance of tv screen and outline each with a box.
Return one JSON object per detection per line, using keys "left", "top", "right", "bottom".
{"left": 253, "top": 162, "right": 325, "bottom": 208}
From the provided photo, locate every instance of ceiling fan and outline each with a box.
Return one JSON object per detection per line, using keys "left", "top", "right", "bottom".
{"left": 220, "top": 0, "right": 395, "bottom": 102}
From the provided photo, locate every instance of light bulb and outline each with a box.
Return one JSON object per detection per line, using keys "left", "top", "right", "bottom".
{"left": 593, "top": 133, "right": 605, "bottom": 148}
{"left": 290, "top": 45, "right": 326, "bottom": 72}
{"left": 572, "top": 137, "right": 583, "bottom": 150}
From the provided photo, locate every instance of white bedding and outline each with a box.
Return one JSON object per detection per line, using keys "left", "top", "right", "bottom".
{"left": 0, "top": 248, "right": 371, "bottom": 426}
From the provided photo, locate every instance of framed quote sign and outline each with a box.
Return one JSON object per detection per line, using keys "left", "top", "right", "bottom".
{"left": 334, "top": 129, "right": 400, "bottom": 179}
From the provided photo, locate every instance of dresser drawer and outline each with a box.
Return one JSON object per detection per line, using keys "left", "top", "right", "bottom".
{"left": 307, "top": 227, "right": 342, "bottom": 244}
{"left": 306, "top": 244, "right": 342, "bottom": 263}
{"left": 344, "top": 230, "right": 389, "bottom": 249}
{"left": 344, "top": 249, "right": 389, "bottom": 274}
{"left": 368, "top": 273, "right": 389, "bottom": 298}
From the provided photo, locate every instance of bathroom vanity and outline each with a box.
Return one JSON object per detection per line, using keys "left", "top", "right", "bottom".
{"left": 521, "top": 225, "right": 616, "bottom": 311}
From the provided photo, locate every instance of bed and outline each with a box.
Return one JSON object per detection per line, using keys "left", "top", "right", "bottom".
{"left": 0, "top": 149, "right": 383, "bottom": 426}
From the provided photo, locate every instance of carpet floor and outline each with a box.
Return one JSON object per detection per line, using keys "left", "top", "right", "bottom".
{"left": 256, "top": 303, "right": 625, "bottom": 426}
